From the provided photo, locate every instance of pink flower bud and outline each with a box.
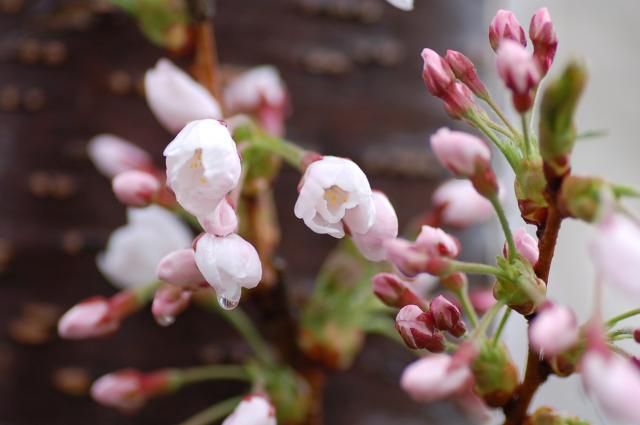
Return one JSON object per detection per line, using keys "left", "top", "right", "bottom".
{"left": 444, "top": 50, "right": 488, "bottom": 98}
{"left": 440, "top": 271, "right": 467, "bottom": 292}
{"left": 581, "top": 350, "right": 640, "bottom": 423}
{"left": 469, "top": 287, "right": 497, "bottom": 314}
{"left": 590, "top": 213, "right": 640, "bottom": 298}
{"left": 151, "top": 284, "right": 192, "bottom": 326}
{"left": 91, "top": 370, "right": 146, "bottom": 411}
{"left": 87, "top": 134, "right": 153, "bottom": 178}
{"left": 442, "top": 82, "right": 477, "bottom": 119}
{"left": 156, "top": 248, "right": 205, "bottom": 287}
{"left": 432, "top": 179, "right": 494, "bottom": 228}
{"left": 489, "top": 9, "right": 527, "bottom": 51}
{"left": 372, "top": 273, "right": 426, "bottom": 309}
{"left": 400, "top": 354, "right": 472, "bottom": 402}
{"left": 496, "top": 40, "right": 541, "bottom": 112}
{"left": 529, "top": 303, "right": 579, "bottom": 357}
{"left": 430, "top": 128, "right": 491, "bottom": 178}
{"left": 58, "top": 297, "right": 119, "bottom": 339}
{"left": 415, "top": 225, "right": 461, "bottom": 258}
{"left": 395, "top": 305, "right": 445, "bottom": 352}
{"left": 634, "top": 329, "right": 640, "bottom": 343}
{"left": 352, "top": 191, "right": 399, "bottom": 261}
{"left": 384, "top": 238, "right": 428, "bottom": 277}
{"left": 222, "top": 394, "right": 276, "bottom": 425}
{"left": 429, "top": 295, "right": 466, "bottom": 337}
{"left": 529, "top": 7, "right": 558, "bottom": 75}
{"left": 508, "top": 227, "right": 539, "bottom": 265}
{"left": 421, "top": 48, "right": 455, "bottom": 98}
{"left": 198, "top": 198, "right": 238, "bottom": 237}
{"left": 112, "top": 170, "right": 160, "bottom": 207}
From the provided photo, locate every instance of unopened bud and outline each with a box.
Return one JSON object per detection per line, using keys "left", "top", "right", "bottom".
{"left": 529, "top": 303, "right": 579, "bottom": 357}
{"left": 112, "top": 170, "right": 160, "bottom": 207}
{"left": 415, "top": 225, "right": 461, "bottom": 258}
{"left": 528, "top": 407, "right": 589, "bottom": 425}
{"left": 445, "top": 50, "right": 488, "bottom": 98}
{"left": 91, "top": 369, "right": 172, "bottom": 412}
{"left": 442, "top": 82, "right": 477, "bottom": 119}
{"left": 539, "top": 60, "right": 587, "bottom": 179}
{"left": 395, "top": 305, "right": 445, "bottom": 352}
{"left": 151, "top": 284, "right": 192, "bottom": 326}
{"left": 440, "top": 272, "right": 468, "bottom": 292}
{"left": 496, "top": 40, "right": 541, "bottom": 112}
{"left": 493, "top": 257, "right": 546, "bottom": 315}
{"left": 372, "top": 273, "right": 426, "bottom": 309}
{"left": 558, "top": 176, "right": 611, "bottom": 222}
{"left": 156, "top": 248, "right": 205, "bottom": 287}
{"left": 58, "top": 297, "right": 119, "bottom": 339}
{"left": 429, "top": 295, "right": 466, "bottom": 337}
{"left": 421, "top": 49, "right": 455, "bottom": 98}
{"left": 87, "top": 134, "right": 153, "bottom": 178}
{"left": 471, "top": 341, "right": 519, "bottom": 407}
{"left": 489, "top": 10, "right": 526, "bottom": 51}
{"left": 384, "top": 238, "right": 428, "bottom": 277}
{"left": 430, "top": 128, "right": 491, "bottom": 178}
{"left": 198, "top": 198, "right": 238, "bottom": 237}
{"left": 529, "top": 8, "right": 558, "bottom": 75}
{"left": 504, "top": 227, "right": 539, "bottom": 265}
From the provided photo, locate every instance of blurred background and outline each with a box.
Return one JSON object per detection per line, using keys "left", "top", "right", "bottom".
{"left": 1, "top": 0, "right": 638, "bottom": 424}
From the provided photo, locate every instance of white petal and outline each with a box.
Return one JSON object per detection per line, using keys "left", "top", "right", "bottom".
{"left": 386, "top": 0, "right": 413, "bottom": 11}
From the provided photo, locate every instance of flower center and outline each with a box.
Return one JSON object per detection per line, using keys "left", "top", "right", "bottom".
{"left": 323, "top": 185, "right": 348, "bottom": 212}
{"left": 189, "top": 149, "right": 207, "bottom": 184}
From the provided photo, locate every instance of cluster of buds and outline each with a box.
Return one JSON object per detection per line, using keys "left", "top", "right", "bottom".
{"left": 491, "top": 9, "right": 557, "bottom": 112}
{"left": 395, "top": 295, "right": 466, "bottom": 352}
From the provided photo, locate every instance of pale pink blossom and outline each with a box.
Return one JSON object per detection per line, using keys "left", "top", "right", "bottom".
{"left": 144, "top": 58, "right": 222, "bottom": 133}
{"left": 444, "top": 50, "right": 488, "bottom": 98}
{"left": 194, "top": 233, "right": 262, "bottom": 308}
{"left": 529, "top": 303, "right": 579, "bottom": 357}
{"left": 496, "top": 40, "right": 541, "bottom": 95}
{"left": 224, "top": 66, "right": 287, "bottom": 136}
{"left": 430, "top": 128, "right": 491, "bottom": 177}
{"left": 222, "top": 394, "right": 276, "bottom": 425}
{"left": 151, "top": 284, "right": 192, "bottom": 326}
{"left": 91, "top": 370, "right": 145, "bottom": 411}
{"left": 489, "top": 9, "right": 526, "bottom": 51}
{"left": 294, "top": 156, "right": 374, "bottom": 238}
{"left": 156, "top": 248, "right": 204, "bottom": 287}
{"left": 112, "top": 170, "right": 160, "bottom": 207}
{"left": 164, "top": 119, "right": 241, "bottom": 220}
{"left": 198, "top": 198, "right": 238, "bottom": 237}
{"left": 590, "top": 213, "right": 640, "bottom": 298}
{"left": 385, "top": 0, "right": 413, "bottom": 11}
{"left": 87, "top": 134, "right": 153, "bottom": 178}
{"left": 512, "top": 227, "right": 539, "bottom": 265}
{"left": 351, "top": 191, "right": 398, "bottom": 261}
{"left": 432, "top": 179, "right": 494, "bottom": 227}
{"left": 581, "top": 351, "right": 640, "bottom": 423}
{"left": 384, "top": 238, "right": 429, "bottom": 277}
{"left": 415, "top": 225, "right": 461, "bottom": 258}
{"left": 58, "top": 297, "right": 118, "bottom": 339}
{"left": 421, "top": 48, "right": 455, "bottom": 98}
{"left": 97, "top": 206, "right": 193, "bottom": 289}
{"left": 529, "top": 7, "right": 558, "bottom": 74}
{"left": 395, "top": 305, "right": 444, "bottom": 352}
{"left": 401, "top": 354, "right": 472, "bottom": 402}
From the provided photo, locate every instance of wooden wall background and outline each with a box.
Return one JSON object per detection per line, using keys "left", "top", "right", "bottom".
{"left": 0, "top": 1, "right": 485, "bottom": 423}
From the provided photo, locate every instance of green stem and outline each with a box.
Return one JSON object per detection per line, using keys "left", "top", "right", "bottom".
{"left": 132, "top": 281, "right": 162, "bottom": 304}
{"left": 471, "top": 115, "right": 521, "bottom": 173}
{"left": 172, "top": 365, "right": 250, "bottom": 388}
{"left": 474, "top": 300, "right": 506, "bottom": 339}
{"left": 216, "top": 306, "right": 277, "bottom": 367}
{"left": 485, "top": 120, "right": 513, "bottom": 138}
{"left": 521, "top": 113, "right": 534, "bottom": 158}
{"left": 448, "top": 260, "right": 504, "bottom": 277}
{"left": 492, "top": 308, "right": 512, "bottom": 346}
{"left": 177, "top": 396, "right": 242, "bottom": 425}
{"left": 454, "top": 286, "right": 479, "bottom": 328}
{"left": 606, "top": 308, "right": 640, "bottom": 328}
{"left": 489, "top": 194, "right": 517, "bottom": 263}
{"left": 484, "top": 96, "right": 520, "bottom": 137}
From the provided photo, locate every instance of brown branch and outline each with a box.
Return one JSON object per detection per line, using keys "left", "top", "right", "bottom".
{"left": 188, "top": 0, "right": 223, "bottom": 105}
{"left": 502, "top": 169, "right": 566, "bottom": 425}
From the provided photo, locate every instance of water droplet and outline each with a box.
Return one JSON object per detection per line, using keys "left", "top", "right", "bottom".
{"left": 155, "top": 315, "right": 175, "bottom": 327}
{"left": 217, "top": 295, "right": 239, "bottom": 310}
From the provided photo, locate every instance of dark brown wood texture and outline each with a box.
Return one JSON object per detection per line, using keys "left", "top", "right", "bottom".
{"left": 0, "top": 1, "right": 484, "bottom": 424}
